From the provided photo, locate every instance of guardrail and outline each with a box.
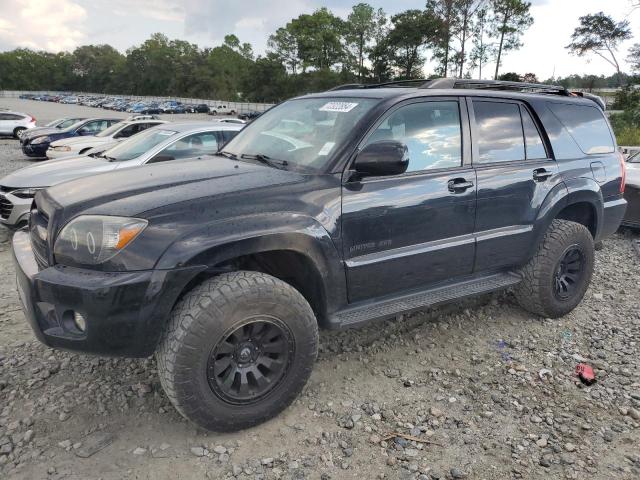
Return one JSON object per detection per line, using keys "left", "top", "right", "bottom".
{"left": 0, "top": 90, "right": 275, "bottom": 114}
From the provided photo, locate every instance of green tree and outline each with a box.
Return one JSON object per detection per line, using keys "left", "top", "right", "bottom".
{"left": 427, "top": 0, "right": 456, "bottom": 76}
{"left": 71, "top": 45, "right": 125, "bottom": 93}
{"left": 489, "top": 0, "right": 533, "bottom": 79}
{"left": 566, "top": 12, "right": 631, "bottom": 86}
{"left": 468, "top": 5, "right": 493, "bottom": 78}
{"left": 626, "top": 43, "right": 640, "bottom": 75}
{"left": 497, "top": 72, "right": 520, "bottom": 81}
{"left": 345, "top": 3, "right": 376, "bottom": 80}
{"left": 387, "top": 10, "right": 439, "bottom": 79}
{"left": 368, "top": 8, "right": 391, "bottom": 82}
{"left": 452, "top": 0, "right": 486, "bottom": 77}
{"left": 268, "top": 27, "right": 300, "bottom": 74}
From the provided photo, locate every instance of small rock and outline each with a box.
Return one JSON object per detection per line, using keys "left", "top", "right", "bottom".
{"left": 58, "top": 440, "right": 72, "bottom": 449}
{"left": 190, "top": 446, "right": 207, "bottom": 457}
{"left": 450, "top": 468, "right": 467, "bottom": 479}
{"left": 23, "top": 430, "right": 34, "bottom": 442}
{"left": 212, "top": 445, "right": 227, "bottom": 454}
{"left": 565, "top": 443, "right": 576, "bottom": 452}
{"left": 430, "top": 407, "right": 444, "bottom": 418}
{"left": 132, "top": 447, "right": 147, "bottom": 455}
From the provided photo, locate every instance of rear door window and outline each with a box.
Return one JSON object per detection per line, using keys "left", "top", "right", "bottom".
{"left": 520, "top": 107, "right": 547, "bottom": 159}
{"left": 547, "top": 103, "right": 614, "bottom": 154}
{"left": 473, "top": 101, "right": 525, "bottom": 163}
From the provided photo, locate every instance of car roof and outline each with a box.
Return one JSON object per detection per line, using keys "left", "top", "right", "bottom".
{"left": 2, "top": 111, "right": 30, "bottom": 116}
{"left": 160, "top": 122, "right": 243, "bottom": 132}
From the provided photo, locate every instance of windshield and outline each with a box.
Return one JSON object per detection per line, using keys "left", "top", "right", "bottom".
{"left": 46, "top": 119, "right": 63, "bottom": 127}
{"left": 96, "top": 121, "right": 126, "bottom": 138}
{"left": 222, "top": 97, "right": 379, "bottom": 171}
{"left": 103, "top": 128, "right": 177, "bottom": 161}
{"left": 61, "top": 119, "right": 89, "bottom": 132}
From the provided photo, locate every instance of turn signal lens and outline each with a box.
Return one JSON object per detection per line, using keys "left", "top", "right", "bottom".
{"left": 619, "top": 151, "right": 626, "bottom": 194}
{"left": 115, "top": 224, "right": 146, "bottom": 250}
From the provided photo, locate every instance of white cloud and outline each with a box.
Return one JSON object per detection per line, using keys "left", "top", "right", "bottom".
{"left": 0, "top": 0, "right": 87, "bottom": 51}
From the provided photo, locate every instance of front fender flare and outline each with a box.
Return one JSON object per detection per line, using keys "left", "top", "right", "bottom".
{"left": 156, "top": 213, "right": 347, "bottom": 319}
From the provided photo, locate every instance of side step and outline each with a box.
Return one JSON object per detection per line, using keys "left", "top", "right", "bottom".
{"left": 331, "top": 272, "right": 521, "bottom": 328}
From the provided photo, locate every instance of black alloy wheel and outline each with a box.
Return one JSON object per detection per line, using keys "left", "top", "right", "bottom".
{"left": 553, "top": 244, "right": 585, "bottom": 300}
{"left": 207, "top": 317, "right": 293, "bottom": 404}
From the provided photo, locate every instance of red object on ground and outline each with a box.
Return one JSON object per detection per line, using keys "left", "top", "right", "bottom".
{"left": 576, "top": 363, "right": 596, "bottom": 385}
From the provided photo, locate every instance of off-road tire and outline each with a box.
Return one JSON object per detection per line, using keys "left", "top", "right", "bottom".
{"left": 514, "top": 219, "right": 594, "bottom": 318}
{"left": 156, "top": 271, "right": 318, "bottom": 431}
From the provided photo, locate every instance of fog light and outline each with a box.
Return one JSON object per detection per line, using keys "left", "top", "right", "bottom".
{"left": 73, "top": 312, "right": 86, "bottom": 332}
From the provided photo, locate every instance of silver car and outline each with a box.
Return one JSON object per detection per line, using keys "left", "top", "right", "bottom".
{"left": 0, "top": 110, "right": 37, "bottom": 138}
{"left": 0, "top": 122, "right": 242, "bottom": 227}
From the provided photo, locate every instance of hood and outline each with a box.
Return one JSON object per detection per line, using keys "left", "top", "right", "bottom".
{"left": 23, "top": 127, "right": 60, "bottom": 139}
{"left": 0, "top": 156, "right": 115, "bottom": 189}
{"left": 51, "top": 136, "right": 103, "bottom": 147}
{"left": 44, "top": 156, "right": 304, "bottom": 219}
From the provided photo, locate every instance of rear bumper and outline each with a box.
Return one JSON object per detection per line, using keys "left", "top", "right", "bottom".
{"left": 12, "top": 230, "right": 203, "bottom": 357}
{"left": 622, "top": 186, "right": 640, "bottom": 229}
{"left": 599, "top": 197, "right": 627, "bottom": 240}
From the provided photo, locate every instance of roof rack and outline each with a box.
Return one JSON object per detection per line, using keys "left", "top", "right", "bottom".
{"left": 421, "top": 78, "right": 570, "bottom": 95}
{"left": 328, "top": 79, "right": 435, "bottom": 91}
{"left": 328, "top": 77, "right": 570, "bottom": 96}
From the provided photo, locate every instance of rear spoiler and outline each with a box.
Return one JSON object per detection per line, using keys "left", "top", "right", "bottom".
{"left": 569, "top": 91, "right": 606, "bottom": 111}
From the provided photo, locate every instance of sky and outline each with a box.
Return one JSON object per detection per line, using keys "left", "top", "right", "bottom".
{"left": 0, "top": 0, "right": 638, "bottom": 80}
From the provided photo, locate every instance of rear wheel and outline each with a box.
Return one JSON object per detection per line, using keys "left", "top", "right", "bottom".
{"left": 13, "top": 127, "right": 26, "bottom": 139}
{"left": 514, "top": 219, "right": 594, "bottom": 318}
{"left": 156, "top": 271, "right": 318, "bottom": 431}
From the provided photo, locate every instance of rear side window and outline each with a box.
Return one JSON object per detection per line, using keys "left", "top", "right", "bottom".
{"left": 547, "top": 103, "right": 614, "bottom": 155}
{"left": 520, "top": 107, "right": 547, "bottom": 159}
{"left": 473, "top": 101, "right": 525, "bottom": 163}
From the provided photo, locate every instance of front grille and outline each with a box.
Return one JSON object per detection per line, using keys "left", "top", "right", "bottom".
{"left": 0, "top": 194, "right": 13, "bottom": 220}
{"left": 29, "top": 203, "right": 50, "bottom": 269}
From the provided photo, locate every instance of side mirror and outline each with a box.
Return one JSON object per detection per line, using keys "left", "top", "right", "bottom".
{"left": 149, "top": 154, "right": 175, "bottom": 163}
{"left": 353, "top": 140, "right": 409, "bottom": 177}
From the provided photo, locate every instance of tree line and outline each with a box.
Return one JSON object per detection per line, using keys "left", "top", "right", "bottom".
{"left": 0, "top": 1, "right": 638, "bottom": 103}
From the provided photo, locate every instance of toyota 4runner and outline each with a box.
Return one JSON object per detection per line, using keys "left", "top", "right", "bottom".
{"left": 12, "top": 79, "right": 627, "bottom": 431}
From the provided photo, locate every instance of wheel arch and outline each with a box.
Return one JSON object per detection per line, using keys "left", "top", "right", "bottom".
{"left": 530, "top": 177, "right": 603, "bottom": 259}
{"left": 156, "top": 217, "right": 347, "bottom": 328}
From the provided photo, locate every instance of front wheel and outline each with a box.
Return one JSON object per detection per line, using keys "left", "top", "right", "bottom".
{"left": 156, "top": 271, "right": 318, "bottom": 431}
{"left": 13, "top": 127, "right": 26, "bottom": 139}
{"left": 514, "top": 219, "right": 594, "bottom": 318}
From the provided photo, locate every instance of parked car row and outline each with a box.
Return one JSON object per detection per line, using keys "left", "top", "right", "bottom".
{"left": 1, "top": 120, "right": 243, "bottom": 227}
{"left": 18, "top": 93, "right": 252, "bottom": 116}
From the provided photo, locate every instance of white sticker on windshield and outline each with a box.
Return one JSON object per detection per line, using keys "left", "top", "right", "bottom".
{"left": 319, "top": 102, "right": 358, "bottom": 113}
{"left": 318, "top": 142, "right": 335, "bottom": 156}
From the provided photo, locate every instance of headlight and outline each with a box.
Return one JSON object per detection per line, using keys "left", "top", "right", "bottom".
{"left": 53, "top": 145, "right": 71, "bottom": 152}
{"left": 31, "top": 136, "right": 50, "bottom": 144}
{"left": 12, "top": 187, "right": 41, "bottom": 199}
{"left": 54, "top": 215, "right": 148, "bottom": 266}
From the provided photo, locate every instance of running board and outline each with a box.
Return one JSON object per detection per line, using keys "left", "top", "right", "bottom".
{"left": 331, "top": 272, "right": 521, "bottom": 328}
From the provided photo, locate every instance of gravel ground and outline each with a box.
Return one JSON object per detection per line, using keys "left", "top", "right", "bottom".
{"left": 1, "top": 100, "right": 639, "bottom": 480}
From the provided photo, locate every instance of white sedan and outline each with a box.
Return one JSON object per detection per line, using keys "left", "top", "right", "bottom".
{"left": 47, "top": 118, "right": 167, "bottom": 159}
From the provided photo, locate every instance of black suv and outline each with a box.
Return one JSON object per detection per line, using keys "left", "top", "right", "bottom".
{"left": 12, "top": 79, "right": 627, "bottom": 431}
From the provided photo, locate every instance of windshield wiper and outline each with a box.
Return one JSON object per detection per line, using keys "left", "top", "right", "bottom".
{"left": 218, "top": 150, "right": 238, "bottom": 160}
{"left": 240, "top": 153, "right": 288, "bottom": 170}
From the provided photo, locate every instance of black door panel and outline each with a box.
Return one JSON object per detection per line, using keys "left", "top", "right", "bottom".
{"left": 341, "top": 98, "right": 476, "bottom": 303}
{"left": 470, "top": 98, "right": 560, "bottom": 272}
{"left": 343, "top": 170, "right": 477, "bottom": 301}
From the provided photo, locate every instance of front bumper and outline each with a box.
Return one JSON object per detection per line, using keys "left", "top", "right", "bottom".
{"left": 21, "top": 142, "right": 49, "bottom": 158}
{"left": 46, "top": 147, "right": 76, "bottom": 159}
{"left": 0, "top": 191, "right": 32, "bottom": 227}
{"left": 12, "top": 230, "right": 203, "bottom": 357}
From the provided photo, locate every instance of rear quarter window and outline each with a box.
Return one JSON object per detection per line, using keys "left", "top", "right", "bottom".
{"left": 547, "top": 103, "right": 614, "bottom": 155}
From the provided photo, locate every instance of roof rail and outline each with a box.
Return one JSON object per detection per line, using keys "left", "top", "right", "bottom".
{"left": 327, "top": 79, "right": 431, "bottom": 91}
{"left": 420, "top": 78, "right": 570, "bottom": 95}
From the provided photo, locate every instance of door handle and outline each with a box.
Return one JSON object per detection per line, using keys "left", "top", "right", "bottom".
{"left": 448, "top": 178, "right": 474, "bottom": 193}
{"left": 533, "top": 168, "right": 553, "bottom": 182}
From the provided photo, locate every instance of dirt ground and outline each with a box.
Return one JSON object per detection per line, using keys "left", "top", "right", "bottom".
{"left": 0, "top": 99, "right": 639, "bottom": 480}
